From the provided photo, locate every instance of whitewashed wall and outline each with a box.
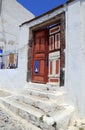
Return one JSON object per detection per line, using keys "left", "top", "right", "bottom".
{"left": 16, "top": 0, "right": 85, "bottom": 117}
{"left": 65, "top": 0, "right": 85, "bottom": 117}
{"left": 19, "top": 0, "right": 85, "bottom": 117}
{"left": 80, "top": 0, "right": 85, "bottom": 117}
{"left": 0, "top": 0, "right": 34, "bottom": 52}
{"left": 0, "top": 0, "right": 35, "bottom": 91}
{"left": 1, "top": 0, "right": 85, "bottom": 118}
{"left": 0, "top": 25, "right": 29, "bottom": 91}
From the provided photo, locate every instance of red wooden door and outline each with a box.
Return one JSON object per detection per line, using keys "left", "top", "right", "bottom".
{"left": 32, "top": 29, "right": 48, "bottom": 83}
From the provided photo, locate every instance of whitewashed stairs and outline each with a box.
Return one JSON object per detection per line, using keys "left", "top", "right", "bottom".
{"left": 0, "top": 83, "right": 75, "bottom": 130}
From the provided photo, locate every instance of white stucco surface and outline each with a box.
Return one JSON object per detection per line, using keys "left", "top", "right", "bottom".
{"left": 65, "top": 0, "right": 85, "bottom": 117}
{"left": 0, "top": 0, "right": 34, "bottom": 52}
{"left": 79, "top": 0, "right": 85, "bottom": 117}
{"left": 0, "top": 0, "right": 85, "bottom": 118}
{"left": 0, "top": 0, "right": 35, "bottom": 91}
{"left": 23, "top": 0, "right": 85, "bottom": 117}
{"left": 19, "top": 0, "right": 85, "bottom": 117}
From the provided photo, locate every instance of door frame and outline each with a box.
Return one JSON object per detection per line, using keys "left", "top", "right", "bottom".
{"left": 27, "top": 12, "right": 65, "bottom": 86}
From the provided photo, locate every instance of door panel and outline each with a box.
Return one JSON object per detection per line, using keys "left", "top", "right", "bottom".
{"left": 55, "top": 33, "right": 60, "bottom": 49}
{"left": 32, "top": 29, "right": 48, "bottom": 83}
{"left": 39, "top": 60, "right": 45, "bottom": 74}
{"left": 35, "top": 38, "right": 40, "bottom": 52}
{"left": 56, "top": 60, "right": 60, "bottom": 75}
{"left": 49, "top": 26, "right": 60, "bottom": 35}
{"left": 48, "top": 51, "right": 60, "bottom": 85}
{"left": 49, "top": 36, "right": 54, "bottom": 51}
{"left": 50, "top": 61, "right": 52, "bottom": 75}
{"left": 40, "top": 37, "right": 46, "bottom": 51}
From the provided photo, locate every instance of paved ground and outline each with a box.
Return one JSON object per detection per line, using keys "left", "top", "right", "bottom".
{"left": 0, "top": 106, "right": 32, "bottom": 130}
{"left": 0, "top": 89, "right": 85, "bottom": 130}
{"left": 66, "top": 119, "right": 85, "bottom": 130}
{"left": 0, "top": 89, "right": 32, "bottom": 130}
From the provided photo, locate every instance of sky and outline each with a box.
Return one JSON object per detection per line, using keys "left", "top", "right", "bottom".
{"left": 17, "top": 0, "right": 67, "bottom": 16}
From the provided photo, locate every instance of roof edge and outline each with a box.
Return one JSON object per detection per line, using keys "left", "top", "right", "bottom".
{"left": 20, "top": 0, "right": 76, "bottom": 27}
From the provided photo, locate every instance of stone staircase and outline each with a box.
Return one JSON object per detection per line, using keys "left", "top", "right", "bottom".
{"left": 0, "top": 83, "right": 75, "bottom": 130}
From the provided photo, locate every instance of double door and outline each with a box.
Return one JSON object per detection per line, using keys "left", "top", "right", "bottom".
{"left": 32, "top": 25, "right": 61, "bottom": 85}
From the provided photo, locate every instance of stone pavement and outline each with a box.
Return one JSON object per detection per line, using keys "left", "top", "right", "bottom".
{"left": 0, "top": 106, "right": 30, "bottom": 130}
{"left": 0, "top": 87, "right": 85, "bottom": 130}
{"left": 0, "top": 105, "right": 41, "bottom": 130}
{"left": 0, "top": 105, "right": 85, "bottom": 130}
{"left": 66, "top": 119, "right": 85, "bottom": 130}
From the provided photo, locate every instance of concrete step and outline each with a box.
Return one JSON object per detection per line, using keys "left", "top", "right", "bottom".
{"left": 0, "top": 104, "right": 42, "bottom": 130}
{"left": 11, "top": 94, "right": 66, "bottom": 114}
{"left": 25, "top": 82, "right": 64, "bottom": 92}
{"left": 0, "top": 97, "right": 75, "bottom": 130}
{"left": 21, "top": 87, "right": 66, "bottom": 100}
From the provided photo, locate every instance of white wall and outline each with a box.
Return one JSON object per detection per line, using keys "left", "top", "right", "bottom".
{"left": 0, "top": 0, "right": 35, "bottom": 91}
{"left": 1, "top": 0, "right": 85, "bottom": 118}
{"left": 0, "top": 0, "right": 34, "bottom": 52}
{"left": 6, "top": 0, "right": 85, "bottom": 117}
{"left": 65, "top": 0, "right": 85, "bottom": 117}
{"left": 80, "top": 0, "right": 85, "bottom": 117}
{"left": 18, "top": 0, "right": 85, "bottom": 117}
{"left": 0, "top": 26, "right": 30, "bottom": 91}
{"left": 18, "top": 25, "right": 29, "bottom": 85}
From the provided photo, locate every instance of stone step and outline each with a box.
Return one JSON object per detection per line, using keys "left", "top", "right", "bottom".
{"left": 0, "top": 104, "right": 42, "bottom": 130}
{"left": 0, "top": 98, "right": 75, "bottom": 130}
{"left": 21, "top": 87, "right": 66, "bottom": 100}
{"left": 25, "top": 82, "right": 64, "bottom": 92}
{"left": 11, "top": 94, "right": 66, "bottom": 114}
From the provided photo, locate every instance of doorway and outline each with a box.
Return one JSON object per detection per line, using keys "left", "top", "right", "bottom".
{"left": 29, "top": 20, "right": 65, "bottom": 86}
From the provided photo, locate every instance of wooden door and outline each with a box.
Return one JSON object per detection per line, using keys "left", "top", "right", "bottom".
{"left": 48, "top": 25, "right": 61, "bottom": 85}
{"left": 32, "top": 29, "right": 48, "bottom": 83}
